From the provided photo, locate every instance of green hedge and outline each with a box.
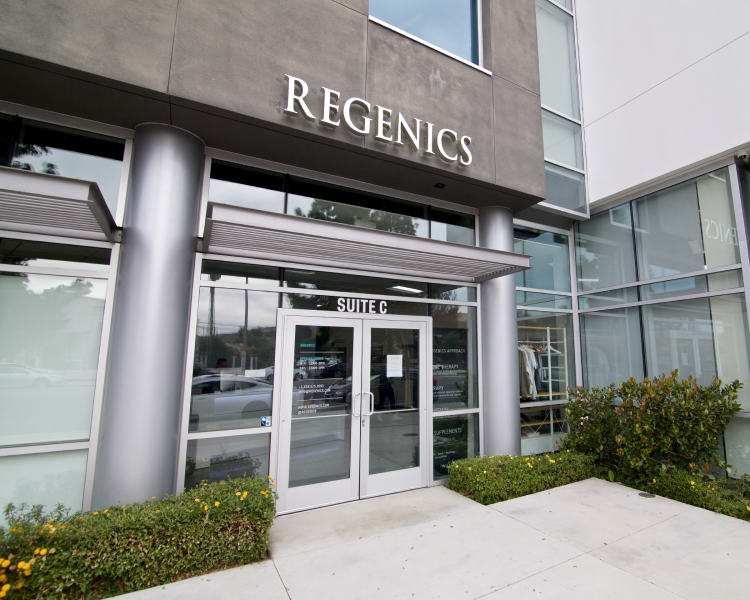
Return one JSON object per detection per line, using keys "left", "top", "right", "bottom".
{"left": 0, "top": 476, "right": 276, "bottom": 599}
{"left": 446, "top": 451, "right": 594, "bottom": 505}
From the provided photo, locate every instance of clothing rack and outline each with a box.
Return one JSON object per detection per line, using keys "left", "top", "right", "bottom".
{"left": 517, "top": 326, "right": 568, "bottom": 401}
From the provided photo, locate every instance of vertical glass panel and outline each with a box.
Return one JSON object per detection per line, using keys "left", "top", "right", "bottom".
{"left": 517, "top": 291, "right": 572, "bottom": 310}
{"left": 433, "top": 413, "right": 479, "bottom": 479}
{"left": 0, "top": 273, "right": 106, "bottom": 446}
{"left": 578, "top": 286, "right": 637, "bottom": 309}
{"left": 640, "top": 275, "right": 708, "bottom": 301}
{"left": 514, "top": 227, "right": 571, "bottom": 292}
{"left": 696, "top": 168, "right": 740, "bottom": 269}
{"left": 710, "top": 294, "right": 750, "bottom": 410}
{"left": 432, "top": 305, "right": 478, "bottom": 411}
{"left": 0, "top": 450, "right": 87, "bottom": 526}
{"left": 708, "top": 269, "right": 743, "bottom": 292}
{"left": 724, "top": 418, "right": 750, "bottom": 478}
{"left": 430, "top": 283, "right": 476, "bottom": 302}
{"left": 553, "top": 0, "right": 573, "bottom": 11}
{"left": 431, "top": 208, "right": 476, "bottom": 246}
{"left": 369, "top": 0, "right": 479, "bottom": 64}
{"left": 0, "top": 113, "right": 14, "bottom": 167}
{"left": 740, "top": 168, "right": 750, "bottom": 251}
{"left": 12, "top": 120, "right": 125, "bottom": 215}
{"left": 535, "top": 0, "right": 580, "bottom": 119}
{"left": 641, "top": 298, "right": 716, "bottom": 385}
{"left": 576, "top": 206, "right": 638, "bottom": 291}
{"left": 0, "top": 238, "right": 110, "bottom": 272}
{"left": 200, "top": 261, "right": 281, "bottom": 285}
{"left": 521, "top": 406, "right": 552, "bottom": 439}
{"left": 368, "top": 327, "right": 420, "bottom": 474}
{"left": 289, "top": 325, "right": 354, "bottom": 488}
{"left": 544, "top": 162, "right": 587, "bottom": 213}
{"left": 542, "top": 110, "right": 583, "bottom": 169}
{"left": 288, "top": 178, "right": 429, "bottom": 238}
{"left": 184, "top": 434, "right": 270, "bottom": 490}
{"left": 190, "top": 288, "right": 278, "bottom": 432}
{"left": 284, "top": 269, "right": 428, "bottom": 298}
{"left": 517, "top": 310, "right": 575, "bottom": 402}
{"left": 580, "top": 307, "right": 644, "bottom": 389}
{"left": 208, "top": 161, "right": 285, "bottom": 214}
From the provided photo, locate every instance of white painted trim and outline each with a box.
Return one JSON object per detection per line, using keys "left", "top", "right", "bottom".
{"left": 544, "top": 157, "right": 586, "bottom": 176}
{"left": 368, "top": 16, "right": 492, "bottom": 76}
{"left": 186, "top": 428, "right": 272, "bottom": 441}
{"left": 516, "top": 286, "right": 573, "bottom": 297}
{"left": 0, "top": 442, "right": 89, "bottom": 457}
{"left": 114, "top": 138, "right": 133, "bottom": 227}
{"left": 541, "top": 104, "right": 581, "bottom": 125}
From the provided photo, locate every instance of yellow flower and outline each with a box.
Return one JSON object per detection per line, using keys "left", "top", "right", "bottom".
{"left": 24, "top": 570, "right": 31, "bottom": 577}
{"left": 103, "top": 510, "right": 108, "bottom": 514}
{"left": 204, "top": 505, "right": 208, "bottom": 511}
{"left": 235, "top": 492, "right": 241, "bottom": 496}
{"left": 194, "top": 499, "right": 199, "bottom": 502}
{"left": 1, "top": 584, "right": 9, "bottom": 592}
{"left": 0, "top": 562, "right": 7, "bottom": 569}
{"left": 214, "top": 501, "right": 220, "bottom": 507}
{"left": 40, "top": 550, "right": 47, "bottom": 556}
{"left": 690, "top": 481, "right": 695, "bottom": 485}
{"left": 33, "top": 549, "right": 39, "bottom": 555}
{"left": 549, "top": 460, "right": 556, "bottom": 464}
{"left": 653, "top": 479, "right": 656, "bottom": 483}
{"left": 468, "top": 467, "right": 471, "bottom": 471}
{"left": 483, "top": 471, "right": 487, "bottom": 474}
{"left": 93, "top": 512, "right": 99, "bottom": 515}
{"left": 528, "top": 463, "right": 533, "bottom": 468}
{"left": 272, "top": 483, "right": 276, "bottom": 487}
{"left": 49, "top": 519, "right": 54, "bottom": 523}
{"left": 49, "top": 549, "right": 55, "bottom": 555}
{"left": 747, "top": 506, "right": 750, "bottom": 511}
{"left": 156, "top": 510, "right": 160, "bottom": 513}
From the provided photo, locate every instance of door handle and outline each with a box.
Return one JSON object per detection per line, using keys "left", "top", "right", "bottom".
{"left": 352, "top": 392, "right": 361, "bottom": 418}
{"left": 362, "top": 392, "right": 375, "bottom": 417}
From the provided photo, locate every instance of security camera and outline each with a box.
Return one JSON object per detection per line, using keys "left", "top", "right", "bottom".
{"left": 738, "top": 151, "right": 749, "bottom": 161}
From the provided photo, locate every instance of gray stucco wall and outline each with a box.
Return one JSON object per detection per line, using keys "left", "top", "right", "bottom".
{"left": 0, "top": 0, "right": 545, "bottom": 208}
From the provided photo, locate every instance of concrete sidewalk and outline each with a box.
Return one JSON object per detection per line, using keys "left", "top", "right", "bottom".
{"left": 116, "top": 478, "right": 750, "bottom": 599}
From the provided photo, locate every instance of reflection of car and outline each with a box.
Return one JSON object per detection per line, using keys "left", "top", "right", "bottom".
{"left": 190, "top": 375, "right": 274, "bottom": 429}
{"left": 0, "top": 365, "right": 64, "bottom": 387}
{"left": 263, "top": 366, "right": 306, "bottom": 382}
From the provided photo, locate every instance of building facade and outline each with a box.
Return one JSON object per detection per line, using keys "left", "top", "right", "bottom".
{"left": 0, "top": 0, "right": 749, "bottom": 518}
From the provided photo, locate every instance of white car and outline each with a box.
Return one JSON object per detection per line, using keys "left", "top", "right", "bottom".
{"left": 0, "top": 365, "right": 64, "bottom": 387}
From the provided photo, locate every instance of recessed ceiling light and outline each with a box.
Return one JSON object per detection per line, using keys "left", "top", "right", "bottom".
{"left": 434, "top": 182, "right": 446, "bottom": 189}
{"left": 389, "top": 285, "right": 423, "bottom": 294}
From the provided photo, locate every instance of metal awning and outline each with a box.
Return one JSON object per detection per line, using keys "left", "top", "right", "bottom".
{"left": 0, "top": 166, "right": 119, "bottom": 242}
{"left": 202, "top": 203, "right": 529, "bottom": 283}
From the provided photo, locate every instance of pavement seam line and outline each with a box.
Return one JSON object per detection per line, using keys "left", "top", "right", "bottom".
{"left": 271, "top": 558, "right": 293, "bottom": 600}
{"left": 582, "top": 553, "right": 690, "bottom": 600}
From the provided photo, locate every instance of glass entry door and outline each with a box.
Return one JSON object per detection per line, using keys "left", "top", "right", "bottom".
{"left": 275, "top": 312, "right": 429, "bottom": 513}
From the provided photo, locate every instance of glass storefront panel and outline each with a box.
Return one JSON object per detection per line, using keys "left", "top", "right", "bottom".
{"left": 580, "top": 307, "right": 644, "bottom": 389}
{"left": 578, "top": 286, "right": 637, "bottom": 309}
{"left": 433, "top": 413, "right": 479, "bottom": 479}
{"left": 514, "top": 227, "right": 571, "bottom": 292}
{"left": 430, "top": 283, "right": 477, "bottom": 302}
{"left": 710, "top": 294, "right": 750, "bottom": 410}
{"left": 576, "top": 206, "right": 638, "bottom": 292}
{"left": 0, "top": 113, "right": 13, "bottom": 166}
{"left": 0, "top": 239, "right": 110, "bottom": 272}
{"left": 544, "top": 162, "right": 587, "bottom": 213}
{"left": 535, "top": 0, "right": 580, "bottom": 119}
{"left": 0, "top": 450, "right": 87, "bottom": 526}
{"left": 0, "top": 273, "right": 106, "bottom": 447}
{"left": 431, "top": 208, "right": 475, "bottom": 246}
{"left": 285, "top": 270, "right": 429, "bottom": 298}
{"left": 517, "top": 290, "right": 572, "bottom": 310}
{"left": 542, "top": 109, "right": 583, "bottom": 170}
{"left": 201, "top": 261, "right": 281, "bottom": 285}
{"left": 190, "top": 288, "right": 279, "bottom": 432}
{"left": 724, "top": 418, "right": 750, "bottom": 478}
{"left": 370, "top": 0, "right": 479, "bottom": 65}
{"left": 185, "top": 434, "right": 270, "bottom": 490}
{"left": 517, "top": 310, "right": 575, "bottom": 403}
{"left": 11, "top": 120, "right": 125, "bottom": 215}
{"left": 432, "top": 305, "right": 478, "bottom": 411}
{"left": 209, "top": 160, "right": 285, "bottom": 213}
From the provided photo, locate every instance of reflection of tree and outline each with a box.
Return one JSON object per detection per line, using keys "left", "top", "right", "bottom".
{"left": 11, "top": 143, "right": 59, "bottom": 174}
{"left": 295, "top": 199, "right": 418, "bottom": 236}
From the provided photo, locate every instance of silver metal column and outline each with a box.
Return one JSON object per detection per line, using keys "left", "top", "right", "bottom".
{"left": 92, "top": 124, "right": 205, "bottom": 509}
{"left": 478, "top": 206, "right": 521, "bottom": 456}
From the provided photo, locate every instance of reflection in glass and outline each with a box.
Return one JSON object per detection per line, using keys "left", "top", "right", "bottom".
{"left": 640, "top": 276, "right": 707, "bottom": 301}
{"left": 184, "top": 434, "right": 270, "bottom": 490}
{"left": 0, "top": 112, "right": 13, "bottom": 166}
{"left": 209, "top": 160, "right": 285, "bottom": 213}
{"left": 0, "top": 274, "right": 106, "bottom": 446}
{"left": 514, "top": 227, "right": 571, "bottom": 292}
{"left": 580, "top": 307, "right": 644, "bottom": 389}
{"left": 200, "top": 261, "right": 280, "bottom": 285}
{"left": 190, "top": 288, "right": 278, "bottom": 432}
{"left": 433, "top": 413, "right": 479, "bottom": 479}
{"left": 542, "top": 109, "right": 583, "bottom": 169}
{"left": 11, "top": 120, "right": 125, "bottom": 215}
{"left": 578, "top": 286, "right": 637, "bottom": 309}
{"left": 576, "top": 206, "right": 638, "bottom": 292}
{"left": 724, "top": 418, "right": 750, "bottom": 478}
{"left": 370, "top": 0, "right": 479, "bottom": 64}
{"left": 516, "top": 291, "right": 572, "bottom": 310}
{"left": 544, "top": 162, "right": 586, "bottom": 213}
{"left": 517, "top": 310, "right": 575, "bottom": 402}
{"left": 521, "top": 405, "right": 569, "bottom": 456}
{"left": 431, "top": 208, "right": 475, "bottom": 246}
{"left": 536, "top": 0, "right": 580, "bottom": 118}
{"left": 285, "top": 270, "right": 428, "bottom": 298}
{"left": 0, "top": 451, "right": 87, "bottom": 527}
{"left": 0, "top": 238, "right": 110, "bottom": 272}
{"left": 289, "top": 324, "right": 354, "bottom": 488}
{"left": 430, "top": 284, "right": 476, "bottom": 302}
{"left": 710, "top": 294, "right": 750, "bottom": 410}
{"left": 432, "top": 305, "right": 478, "bottom": 411}
{"left": 368, "top": 328, "right": 420, "bottom": 474}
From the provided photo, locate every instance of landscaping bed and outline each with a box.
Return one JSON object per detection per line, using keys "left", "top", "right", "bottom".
{"left": 0, "top": 476, "right": 276, "bottom": 599}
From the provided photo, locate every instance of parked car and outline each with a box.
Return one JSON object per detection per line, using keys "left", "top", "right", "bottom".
{"left": 0, "top": 365, "right": 64, "bottom": 388}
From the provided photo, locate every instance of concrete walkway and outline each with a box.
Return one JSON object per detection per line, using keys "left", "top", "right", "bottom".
{"left": 116, "top": 478, "right": 750, "bottom": 599}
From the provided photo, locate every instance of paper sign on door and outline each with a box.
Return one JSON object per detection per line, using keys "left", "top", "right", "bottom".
{"left": 386, "top": 354, "right": 403, "bottom": 378}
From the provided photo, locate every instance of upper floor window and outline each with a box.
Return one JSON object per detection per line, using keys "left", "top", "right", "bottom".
{"left": 370, "top": 0, "right": 480, "bottom": 65}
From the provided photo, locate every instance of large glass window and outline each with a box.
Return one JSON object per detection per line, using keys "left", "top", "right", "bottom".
{"left": 432, "top": 305, "right": 478, "bottom": 411}
{"left": 432, "top": 413, "right": 479, "bottom": 478}
{"left": 544, "top": 163, "right": 586, "bottom": 214}
{"left": 542, "top": 110, "right": 583, "bottom": 170}
{"left": 209, "top": 160, "right": 285, "bottom": 213}
{"left": 514, "top": 227, "right": 571, "bottom": 292}
{"left": 185, "top": 434, "right": 270, "bottom": 490}
{"left": 10, "top": 120, "right": 125, "bottom": 215}
{"left": 369, "top": 0, "right": 479, "bottom": 65}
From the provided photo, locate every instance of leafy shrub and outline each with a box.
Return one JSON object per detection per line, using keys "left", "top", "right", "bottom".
{"left": 562, "top": 371, "right": 741, "bottom": 479}
{"left": 0, "top": 476, "right": 276, "bottom": 599}
{"left": 643, "top": 471, "right": 750, "bottom": 521}
{"left": 446, "top": 451, "right": 594, "bottom": 505}
{"left": 560, "top": 385, "right": 618, "bottom": 465}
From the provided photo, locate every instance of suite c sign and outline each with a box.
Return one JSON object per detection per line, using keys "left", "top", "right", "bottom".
{"left": 283, "top": 74, "right": 473, "bottom": 166}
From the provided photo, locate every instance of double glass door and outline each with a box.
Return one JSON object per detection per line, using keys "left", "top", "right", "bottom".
{"left": 275, "top": 312, "right": 430, "bottom": 513}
